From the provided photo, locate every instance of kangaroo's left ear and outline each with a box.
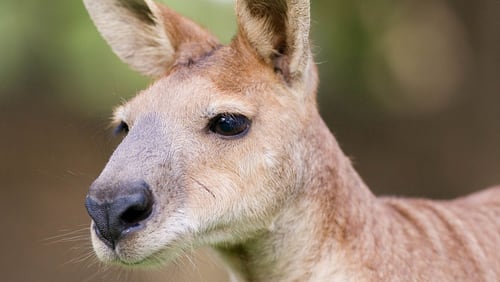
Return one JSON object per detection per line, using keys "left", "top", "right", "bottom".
{"left": 83, "top": 0, "right": 219, "bottom": 78}
{"left": 235, "top": 0, "right": 312, "bottom": 83}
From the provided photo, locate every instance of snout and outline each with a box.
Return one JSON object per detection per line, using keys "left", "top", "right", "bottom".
{"left": 85, "top": 181, "right": 154, "bottom": 249}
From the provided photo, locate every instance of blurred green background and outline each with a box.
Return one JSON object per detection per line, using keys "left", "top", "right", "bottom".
{"left": 1, "top": 0, "right": 499, "bottom": 281}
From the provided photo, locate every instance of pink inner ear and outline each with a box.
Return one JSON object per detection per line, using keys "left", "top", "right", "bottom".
{"left": 272, "top": 52, "right": 291, "bottom": 82}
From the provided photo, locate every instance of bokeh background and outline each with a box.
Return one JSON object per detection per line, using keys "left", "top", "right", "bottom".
{"left": 1, "top": 0, "right": 499, "bottom": 281}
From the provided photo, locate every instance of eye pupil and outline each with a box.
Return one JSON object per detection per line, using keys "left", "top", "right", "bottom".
{"left": 114, "top": 121, "right": 129, "bottom": 135}
{"left": 210, "top": 114, "right": 250, "bottom": 137}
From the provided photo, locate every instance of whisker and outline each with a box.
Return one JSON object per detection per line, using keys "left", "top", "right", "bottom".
{"left": 191, "top": 177, "right": 216, "bottom": 199}
{"left": 65, "top": 170, "right": 95, "bottom": 180}
{"left": 65, "top": 251, "right": 96, "bottom": 266}
{"left": 43, "top": 226, "right": 90, "bottom": 245}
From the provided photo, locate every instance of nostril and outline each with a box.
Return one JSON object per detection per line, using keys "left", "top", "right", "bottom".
{"left": 118, "top": 185, "right": 154, "bottom": 230}
{"left": 120, "top": 201, "right": 153, "bottom": 227}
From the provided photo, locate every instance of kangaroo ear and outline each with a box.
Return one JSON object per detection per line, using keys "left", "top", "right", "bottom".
{"left": 83, "top": 0, "right": 219, "bottom": 77}
{"left": 235, "top": 0, "right": 312, "bottom": 82}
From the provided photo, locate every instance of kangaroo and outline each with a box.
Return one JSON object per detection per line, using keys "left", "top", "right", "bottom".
{"left": 83, "top": 0, "right": 500, "bottom": 281}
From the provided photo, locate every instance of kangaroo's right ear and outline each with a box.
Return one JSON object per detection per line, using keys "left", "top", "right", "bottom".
{"left": 235, "top": 0, "right": 312, "bottom": 84}
{"left": 83, "top": 0, "right": 219, "bottom": 77}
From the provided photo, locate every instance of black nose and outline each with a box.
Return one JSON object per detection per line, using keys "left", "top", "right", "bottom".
{"left": 85, "top": 182, "right": 154, "bottom": 249}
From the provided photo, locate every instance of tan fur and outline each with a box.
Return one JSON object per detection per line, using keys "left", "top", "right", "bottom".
{"left": 83, "top": 0, "right": 219, "bottom": 77}
{"left": 83, "top": 0, "right": 500, "bottom": 281}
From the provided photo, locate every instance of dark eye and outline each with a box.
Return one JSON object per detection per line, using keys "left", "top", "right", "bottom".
{"left": 209, "top": 114, "right": 251, "bottom": 138}
{"left": 114, "top": 121, "right": 129, "bottom": 135}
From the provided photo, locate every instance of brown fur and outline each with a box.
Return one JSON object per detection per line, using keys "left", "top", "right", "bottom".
{"left": 83, "top": 0, "right": 500, "bottom": 281}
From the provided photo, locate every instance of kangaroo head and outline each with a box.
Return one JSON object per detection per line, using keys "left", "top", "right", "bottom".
{"left": 84, "top": 0, "right": 318, "bottom": 266}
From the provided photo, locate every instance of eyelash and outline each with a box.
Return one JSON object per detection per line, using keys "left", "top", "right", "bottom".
{"left": 208, "top": 113, "right": 251, "bottom": 138}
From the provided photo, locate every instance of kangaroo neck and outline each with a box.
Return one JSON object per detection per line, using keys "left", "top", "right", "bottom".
{"left": 215, "top": 116, "right": 377, "bottom": 282}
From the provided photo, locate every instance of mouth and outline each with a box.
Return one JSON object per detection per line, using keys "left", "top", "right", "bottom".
{"left": 92, "top": 223, "right": 146, "bottom": 250}
{"left": 89, "top": 221, "right": 184, "bottom": 268}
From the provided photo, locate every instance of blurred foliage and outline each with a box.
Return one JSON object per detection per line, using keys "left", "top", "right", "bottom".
{"left": 0, "top": 0, "right": 236, "bottom": 115}
{"left": 311, "top": 0, "right": 473, "bottom": 117}
{"left": 0, "top": 0, "right": 480, "bottom": 117}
